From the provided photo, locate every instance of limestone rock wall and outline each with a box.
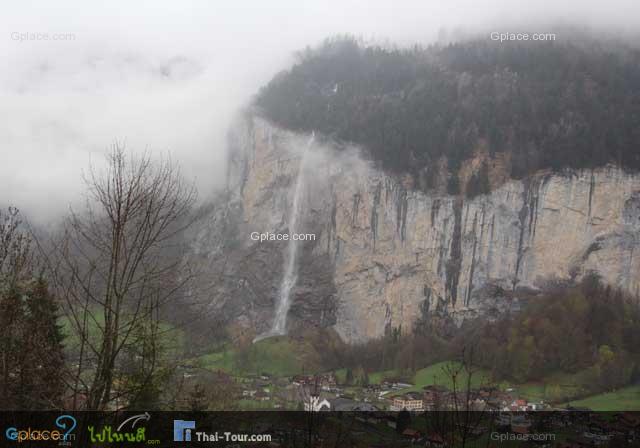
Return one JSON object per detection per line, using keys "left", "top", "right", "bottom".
{"left": 191, "top": 114, "right": 640, "bottom": 342}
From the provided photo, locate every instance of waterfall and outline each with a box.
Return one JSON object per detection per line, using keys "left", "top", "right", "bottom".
{"left": 254, "top": 132, "right": 314, "bottom": 342}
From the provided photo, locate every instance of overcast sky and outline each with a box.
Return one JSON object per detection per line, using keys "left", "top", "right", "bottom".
{"left": 1, "top": 0, "right": 639, "bottom": 223}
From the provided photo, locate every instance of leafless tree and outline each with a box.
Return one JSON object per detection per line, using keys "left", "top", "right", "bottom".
{"left": 45, "top": 144, "right": 197, "bottom": 410}
{"left": 425, "top": 346, "right": 497, "bottom": 448}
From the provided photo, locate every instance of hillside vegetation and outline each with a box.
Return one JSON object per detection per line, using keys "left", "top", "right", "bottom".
{"left": 256, "top": 35, "right": 640, "bottom": 193}
{"left": 470, "top": 275, "right": 640, "bottom": 390}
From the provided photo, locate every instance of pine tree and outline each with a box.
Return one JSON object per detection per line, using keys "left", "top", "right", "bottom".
{"left": 26, "top": 278, "right": 66, "bottom": 408}
{"left": 345, "top": 368, "right": 354, "bottom": 385}
{"left": 0, "top": 208, "right": 65, "bottom": 410}
{"left": 0, "top": 278, "right": 65, "bottom": 409}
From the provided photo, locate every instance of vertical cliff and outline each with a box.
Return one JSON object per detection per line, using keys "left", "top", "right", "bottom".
{"left": 187, "top": 113, "right": 640, "bottom": 343}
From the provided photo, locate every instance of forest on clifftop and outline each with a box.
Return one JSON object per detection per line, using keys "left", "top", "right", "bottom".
{"left": 255, "top": 34, "right": 640, "bottom": 193}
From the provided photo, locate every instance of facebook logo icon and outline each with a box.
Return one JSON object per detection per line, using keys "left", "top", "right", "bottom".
{"left": 173, "top": 420, "right": 196, "bottom": 442}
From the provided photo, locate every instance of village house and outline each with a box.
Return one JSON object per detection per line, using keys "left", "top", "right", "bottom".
{"left": 305, "top": 394, "right": 331, "bottom": 411}
{"left": 422, "top": 385, "right": 449, "bottom": 410}
{"left": 242, "top": 389, "right": 258, "bottom": 398}
{"left": 291, "top": 373, "right": 337, "bottom": 389}
{"left": 468, "top": 397, "right": 488, "bottom": 411}
{"left": 254, "top": 390, "right": 270, "bottom": 402}
{"left": 365, "top": 384, "right": 381, "bottom": 394}
{"left": 317, "top": 373, "right": 337, "bottom": 388}
{"left": 507, "top": 398, "right": 529, "bottom": 412}
{"left": 401, "top": 428, "right": 422, "bottom": 441}
{"left": 291, "top": 375, "right": 314, "bottom": 387}
{"left": 424, "top": 433, "right": 445, "bottom": 447}
{"left": 390, "top": 392, "right": 424, "bottom": 412}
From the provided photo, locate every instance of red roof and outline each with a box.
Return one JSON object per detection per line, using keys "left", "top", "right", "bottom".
{"left": 402, "top": 428, "right": 421, "bottom": 438}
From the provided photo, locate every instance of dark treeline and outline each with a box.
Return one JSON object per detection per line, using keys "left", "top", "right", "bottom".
{"left": 256, "top": 35, "right": 640, "bottom": 188}
{"left": 329, "top": 276, "right": 640, "bottom": 394}
{"left": 0, "top": 207, "right": 66, "bottom": 410}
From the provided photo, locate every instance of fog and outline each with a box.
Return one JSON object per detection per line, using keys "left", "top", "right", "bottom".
{"left": 1, "top": 0, "right": 639, "bottom": 223}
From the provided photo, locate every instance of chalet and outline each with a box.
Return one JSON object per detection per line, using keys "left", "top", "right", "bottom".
{"left": 508, "top": 398, "right": 529, "bottom": 412}
{"left": 365, "top": 384, "right": 381, "bottom": 393}
{"left": 476, "top": 386, "right": 498, "bottom": 398}
{"left": 305, "top": 395, "right": 331, "bottom": 411}
{"left": 254, "top": 390, "right": 270, "bottom": 402}
{"left": 424, "top": 433, "right": 445, "bottom": 447}
{"left": 401, "top": 428, "right": 421, "bottom": 441}
{"left": 468, "top": 397, "right": 488, "bottom": 411}
{"left": 291, "top": 375, "right": 314, "bottom": 386}
{"left": 318, "top": 373, "right": 337, "bottom": 388}
{"left": 526, "top": 401, "right": 546, "bottom": 411}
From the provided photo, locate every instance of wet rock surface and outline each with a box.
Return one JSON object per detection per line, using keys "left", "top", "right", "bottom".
{"left": 185, "top": 114, "right": 640, "bottom": 342}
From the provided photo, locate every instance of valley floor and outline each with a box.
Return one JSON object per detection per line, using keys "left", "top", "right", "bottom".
{"left": 186, "top": 337, "right": 640, "bottom": 411}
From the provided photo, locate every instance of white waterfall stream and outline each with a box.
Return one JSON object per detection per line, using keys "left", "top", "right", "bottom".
{"left": 254, "top": 132, "right": 314, "bottom": 343}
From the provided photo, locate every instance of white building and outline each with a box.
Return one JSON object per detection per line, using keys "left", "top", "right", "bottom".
{"left": 304, "top": 395, "right": 331, "bottom": 412}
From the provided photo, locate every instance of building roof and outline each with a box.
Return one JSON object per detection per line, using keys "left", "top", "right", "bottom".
{"left": 402, "top": 428, "right": 421, "bottom": 438}
{"left": 330, "top": 398, "right": 378, "bottom": 411}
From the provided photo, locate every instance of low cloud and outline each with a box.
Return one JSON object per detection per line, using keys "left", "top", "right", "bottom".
{"left": 1, "top": 0, "right": 638, "bottom": 223}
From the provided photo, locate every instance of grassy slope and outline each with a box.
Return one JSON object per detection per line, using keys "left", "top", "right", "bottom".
{"left": 333, "top": 368, "right": 397, "bottom": 385}
{"left": 411, "top": 362, "right": 490, "bottom": 391}
{"left": 60, "top": 312, "right": 186, "bottom": 362}
{"left": 196, "top": 336, "right": 321, "bottom": 377}
{"left": 369, "top": 370, "right": 398, "bottom": 384}
{"left": 563, "top": 385, "right": 640, "bottom": 411}
{"left": 505, "top": 368, "right": 598, "bottom": 403}
{"left": 375, "top": 362, "right": 491, "bottom": 396}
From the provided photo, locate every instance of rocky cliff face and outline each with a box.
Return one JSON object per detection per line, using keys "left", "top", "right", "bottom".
{"left": 187, "top": 113, "right": 640, "bottom": 343}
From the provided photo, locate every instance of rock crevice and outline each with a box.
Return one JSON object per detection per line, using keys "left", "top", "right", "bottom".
{"left": 188, "top": 115, "right": 640, "bottom": 342}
